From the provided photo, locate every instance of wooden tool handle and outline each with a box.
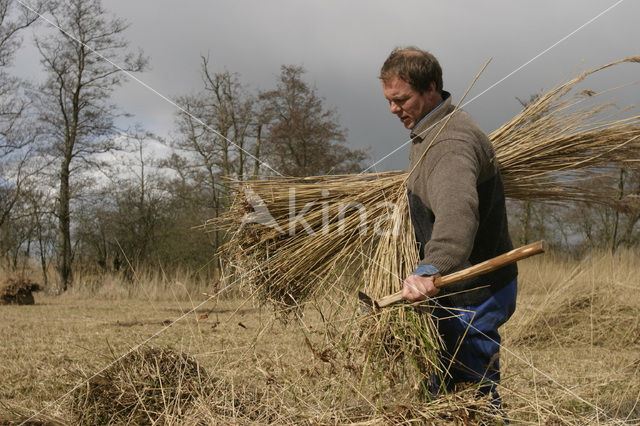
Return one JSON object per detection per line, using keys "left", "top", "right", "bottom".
{"left": 376, "top": 240, "right": 547, "bottom": 308}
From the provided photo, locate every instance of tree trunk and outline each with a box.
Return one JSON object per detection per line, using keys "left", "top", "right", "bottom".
{"left": 520, "top": 201, "right": 533, "bottom": 246}
{"left": 610, "top": 168, "right": 625, "bottom": 253}
{"left": 56, "top": 159, "right": 72, "bottom": 292}
{"left": 38, "top": 225, "right": 48, "bottom": 289}
{"left": 253, "top": 125, "right": 262, "bottom": 178}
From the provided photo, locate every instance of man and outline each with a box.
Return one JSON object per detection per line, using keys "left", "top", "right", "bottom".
{"left": 380, "top": 47, "right": 518, "bottom": 405}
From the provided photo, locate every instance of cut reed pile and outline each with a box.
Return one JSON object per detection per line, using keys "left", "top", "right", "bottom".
{"left": 0, "top": 277, "right": 41, "bottom": 305}
{"left": 209, "top": 56, "right": 640, "bottom": 308}
{"left": 69, "top": 346, "right": 209, "bottom": 425}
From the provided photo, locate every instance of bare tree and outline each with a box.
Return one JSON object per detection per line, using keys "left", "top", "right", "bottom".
{"left": 34, "top": 0, "right": 147, "bottom": 291}
{"left": 169, "top": 58, "right": 256, "bottom": 259}
{"left": 72, "top": 136, "right": 219, "bottom": 276}
{"left": 259, "top": 65, "right": 367, "bottom": 176}
{"left": 0, "top": 181, "right": 56, "bottom": 282}
{"left": 0, "top": 0, "right": 51, "bottom": 274}
{"left": 0, "top": 148, "right": 37, "bottom": 228}
{"left": 200, "top": 56, "right": 255, "bottom": 179}
{"left": 606, "top": 168, "right": 640, "bottom": 251}
{"left": 106, "top": 128, "right": 164, "bottom": 268}
{"left": 0, "top": 0, "right": 43, "bottom": 66}
{"left": 0, "top": 0, "right": 44, "bottom": 228}
{"left": 173, "top": 56, "right": 255, "bottom": 181}
{"left": 27, "top": 187, "right": 56, "bottom": 286}
{"left": 581, "top": 171, "right": 640, "bottom": 252}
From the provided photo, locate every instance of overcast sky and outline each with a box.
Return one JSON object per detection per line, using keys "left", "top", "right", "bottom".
{"left": 12, "top": 0, "right": 640, "bottom": 172}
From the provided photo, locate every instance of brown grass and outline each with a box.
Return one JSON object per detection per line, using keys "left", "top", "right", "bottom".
{"left": 501, "top": 250, "right": 640, "bottom": 423}
{"left": 62, "top": 267, "right": 213, "bottom": 302}
{"left": 1, "top": 252, "right": 638, "bottom": 424}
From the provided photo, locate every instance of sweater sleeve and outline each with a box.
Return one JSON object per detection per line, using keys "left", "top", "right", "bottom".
{"left": 417, "top": 139, "right": 481, "bottom": 274}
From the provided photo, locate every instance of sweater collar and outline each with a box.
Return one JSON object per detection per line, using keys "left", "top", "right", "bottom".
{"left": 410, "top": 91, "right": 452, "bottom": 143}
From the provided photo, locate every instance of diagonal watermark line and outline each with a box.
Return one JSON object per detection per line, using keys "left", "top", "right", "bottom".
{"left": 362, "top": 0, "right": 627, "bottom": 173}
{"left": 15, "top": 0, "right": 284, "bottom": 177}
{"left": 18, "top": 257, "right": 272, "bottom": 425}
{"left": 356, "top": 248, "right": 612, "bottom": 421}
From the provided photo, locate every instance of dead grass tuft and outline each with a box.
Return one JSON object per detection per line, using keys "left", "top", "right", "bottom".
{"left": 69, "top": 346, "right": 210, "bottom": 425}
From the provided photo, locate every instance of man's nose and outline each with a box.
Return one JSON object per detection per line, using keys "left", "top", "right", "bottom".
{"left": 389, "top": 102, "right": 401, "bottom": 114}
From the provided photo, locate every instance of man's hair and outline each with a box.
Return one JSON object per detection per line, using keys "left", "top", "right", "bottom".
{"left": 379, "top": 47, "right": 443, "bottom": 94}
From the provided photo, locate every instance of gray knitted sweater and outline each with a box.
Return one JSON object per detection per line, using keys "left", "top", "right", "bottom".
{"left": 407, "top": 92, "right": 517, "bottom": 306}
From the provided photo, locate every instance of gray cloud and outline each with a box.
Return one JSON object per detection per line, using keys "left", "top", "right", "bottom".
{"left": 12, "top": 0, "right": 640, "bottom": 172}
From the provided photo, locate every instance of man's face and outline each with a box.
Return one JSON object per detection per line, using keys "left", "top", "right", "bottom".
{"left": 382, "top": 76, "right": 438, "bottom": 129}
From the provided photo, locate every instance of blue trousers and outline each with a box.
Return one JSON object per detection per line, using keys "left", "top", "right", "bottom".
{"left": 428, "top": 278, "right": 517, "bottom": 403}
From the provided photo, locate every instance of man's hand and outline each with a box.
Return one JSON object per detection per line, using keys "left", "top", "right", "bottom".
{"left": 402, "top": 273, "right": 441, "bottom": 302}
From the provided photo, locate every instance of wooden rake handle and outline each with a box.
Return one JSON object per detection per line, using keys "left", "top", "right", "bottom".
{"left": 376, "top": 240, "right": 547, "bottom": 308}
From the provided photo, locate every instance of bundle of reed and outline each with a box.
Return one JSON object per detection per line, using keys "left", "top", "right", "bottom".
{"left": 494, "top": 56, "right": 640, "bottom": 208}
{"left": 217, "top": 171, "right": 405, "bottom": 309}
{"left": 209, "top": 56, "right": 640, "bottom": 309}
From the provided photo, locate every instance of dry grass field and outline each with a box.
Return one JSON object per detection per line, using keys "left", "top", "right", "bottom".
{"left": 1, "top": 251, "right": 639, "bottom": 424}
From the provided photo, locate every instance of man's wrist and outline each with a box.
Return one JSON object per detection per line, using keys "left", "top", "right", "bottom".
{"left": 412, "top": 264, "right": 439, "bottom": 277}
